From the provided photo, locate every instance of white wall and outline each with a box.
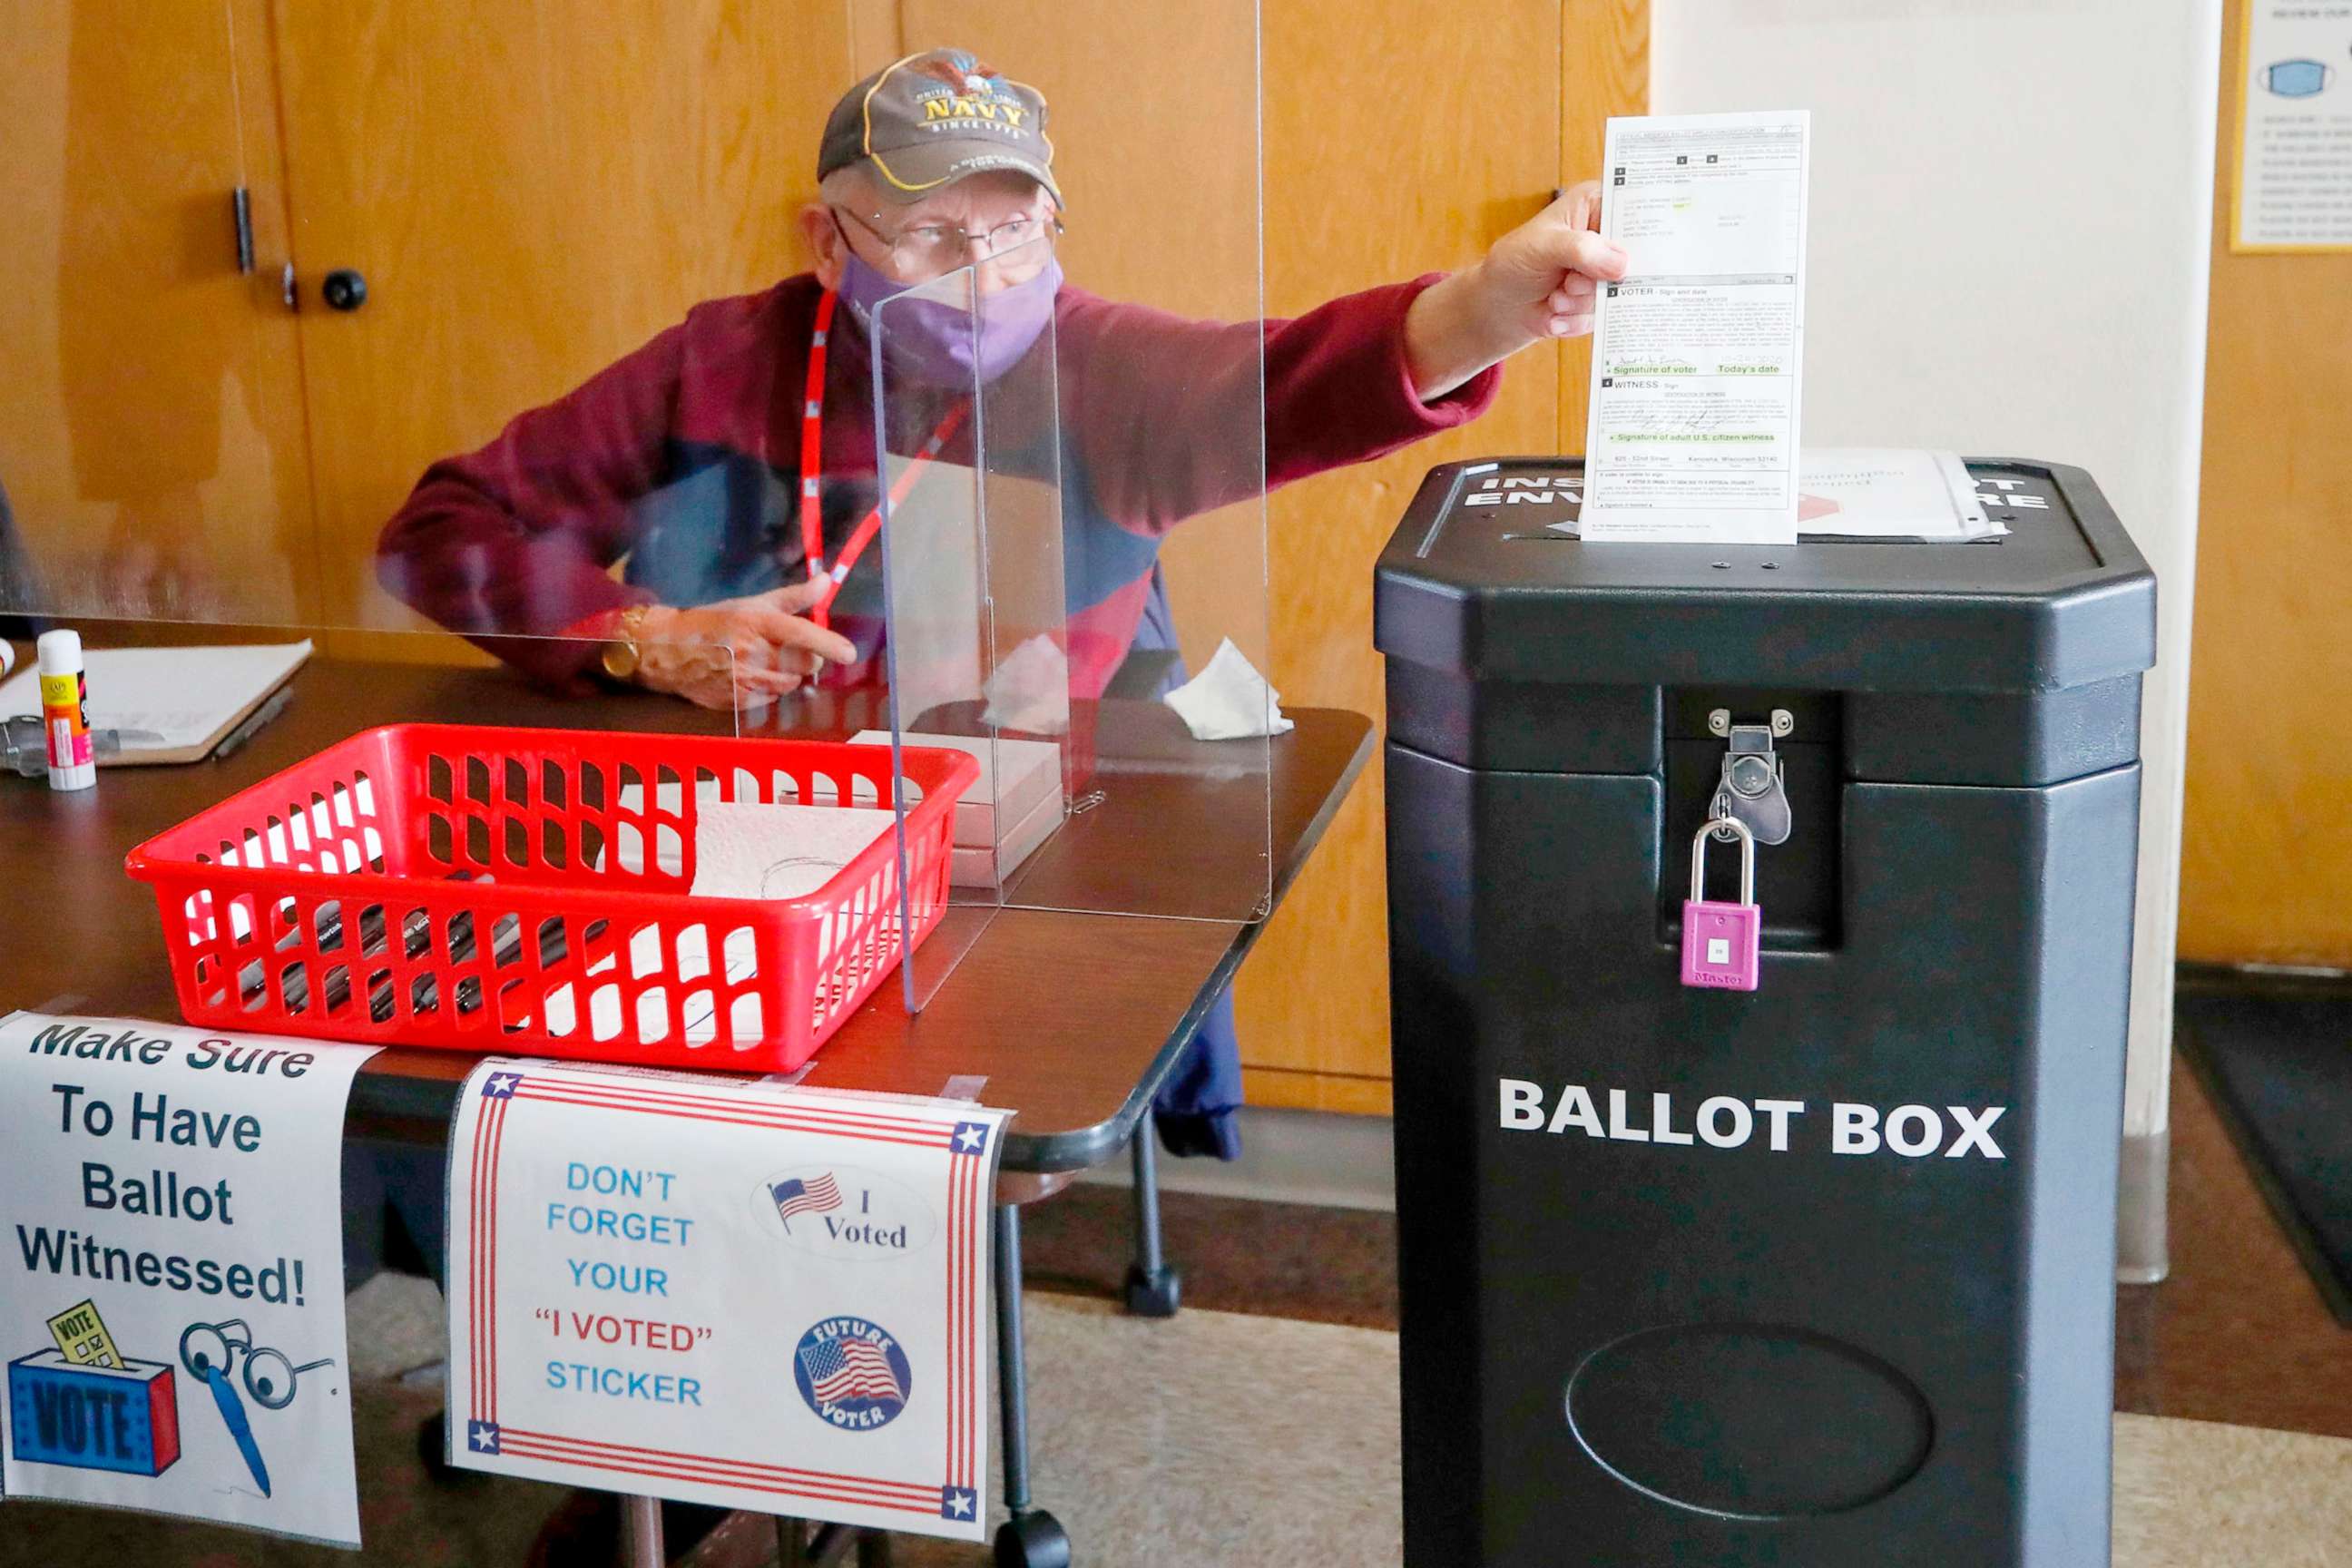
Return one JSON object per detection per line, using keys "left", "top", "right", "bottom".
{"left": 1651, "top": 0, "right": 2222, "bottom": 1159}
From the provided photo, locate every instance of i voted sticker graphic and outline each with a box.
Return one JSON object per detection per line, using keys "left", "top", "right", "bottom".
{"left": 793, "top": 1318, "right": 912, "bottom": 1431}
{"left": 753, "top": 1164, "right": 937, "bottom": 1261}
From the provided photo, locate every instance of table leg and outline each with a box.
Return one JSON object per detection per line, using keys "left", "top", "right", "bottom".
{"left": 778, "top": 1519, "right": 876, "bottom": 1566}
{"left": 619, "top": 1494, "right": 663, "bottom": 1568}
{"left": 992, "top": 1203, "right": 1071, "bottom": 1568}
{"left": 1122, "top": 1126, "right": 1182, "bottom": 1318}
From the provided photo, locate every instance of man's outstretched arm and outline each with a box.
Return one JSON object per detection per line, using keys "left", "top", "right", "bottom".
{"left": 1068, "top": 181, "right": 1627, "bottom": 534}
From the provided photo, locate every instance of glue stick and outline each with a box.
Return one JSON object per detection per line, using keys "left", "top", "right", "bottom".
{"left": 37, "top": 630, "right": 94, "bottom": 791}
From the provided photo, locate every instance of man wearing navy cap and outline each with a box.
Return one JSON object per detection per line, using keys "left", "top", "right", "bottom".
{"left": 379, "top": 47, "right": 1626, "bottom": 708}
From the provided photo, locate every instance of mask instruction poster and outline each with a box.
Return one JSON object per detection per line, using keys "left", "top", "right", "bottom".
{"left": 0, "top": 1013, "right": 378, "bottom": 1546}
{"left": 444, "top": 1058, "right": 1010, "bottom": 1543}
{"left": 2233, "top": 0, "right": 2352, "bottom": 250}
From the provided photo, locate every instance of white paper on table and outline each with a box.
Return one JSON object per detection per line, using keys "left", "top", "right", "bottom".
{"left": 1581, "top": 110, "right": 1811, "bottom": 544}
{"left": 443, "top": 1058, "right": 1011, "bottom": 1543}
{"left": 0, "top": 1013, "right": 379, "bottom": 1546}
{"left": 0, "top": 642, "right": 310, "bottom": 758}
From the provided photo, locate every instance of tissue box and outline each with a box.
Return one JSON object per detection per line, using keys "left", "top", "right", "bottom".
{"left": 851, "top": 731, "right": 1060, "bottom": 843}
{"left": 849, "top": 731, "right": 1063, "bottom": 889}
{"left": 7, "top": 1350, "right": 181, "bottom": 1475}
{"left": 949, "top": 776, "right": 1066, "bottom": 889}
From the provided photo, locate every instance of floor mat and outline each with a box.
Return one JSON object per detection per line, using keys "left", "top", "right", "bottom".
{"left": 2176, "top": 976, "right": 2352, "bottom": 1326}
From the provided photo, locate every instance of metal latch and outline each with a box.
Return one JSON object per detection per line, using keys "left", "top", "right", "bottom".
{"left": 1708, "top": 708, "right": 1794, "bottom": 846}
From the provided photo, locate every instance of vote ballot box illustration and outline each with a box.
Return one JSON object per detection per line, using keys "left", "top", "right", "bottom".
{"left": 1377, "top": 459, "right": 2156, "bottom": 1566}
{"left": 8, "top": 1350, "right": 182, "bottom": 1476}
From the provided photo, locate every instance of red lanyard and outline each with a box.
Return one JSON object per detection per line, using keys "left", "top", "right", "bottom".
{"left": 797, "top": 288, "right": 970, "bottom": 630}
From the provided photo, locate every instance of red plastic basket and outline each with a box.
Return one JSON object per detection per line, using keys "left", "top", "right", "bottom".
{"left": 123, "top": 725, "right": 977, "bottom": 1072}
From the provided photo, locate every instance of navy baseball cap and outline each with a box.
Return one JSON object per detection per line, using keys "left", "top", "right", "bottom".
{"left": 818, "top": 48, "right": 1061, "bottom": 204}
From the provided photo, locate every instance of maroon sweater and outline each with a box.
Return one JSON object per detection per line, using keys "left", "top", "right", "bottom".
{"left": 377, "top": 272, "right": 1500, "bottom": 694}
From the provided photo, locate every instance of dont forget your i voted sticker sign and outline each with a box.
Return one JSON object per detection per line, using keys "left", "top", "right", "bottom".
{"left": 0, "top": 1013, "right": 378, "bottom": 1547}
{"left": 442, "top": 1059, "right": 1009, "bottom": 1542}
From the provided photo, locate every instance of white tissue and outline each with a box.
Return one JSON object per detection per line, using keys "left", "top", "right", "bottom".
{"left": 1161, "top": 638, "right": 1294, "bottom": 741}
{"left": 980, "top": 633, "right": 1071, "bottom": 735}
{"left": 689, "top": 801, "right": 895, "bottom": 900}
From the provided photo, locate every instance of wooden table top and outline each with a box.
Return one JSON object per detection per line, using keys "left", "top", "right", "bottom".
{"left": 1, "top": 655, "right": 1372, "bottom": 1175}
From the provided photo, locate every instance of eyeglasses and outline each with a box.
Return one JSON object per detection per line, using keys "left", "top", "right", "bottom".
{"left": 179, "top": 1318, "right": 335, "bottom": 1410}
{"left": 833, "top": 205, "right": 1064, "bottom": 281}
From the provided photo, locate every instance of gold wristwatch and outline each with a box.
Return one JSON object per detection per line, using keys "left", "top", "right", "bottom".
{"left": 599, "top": 604, "right": 654, "bottom": 681}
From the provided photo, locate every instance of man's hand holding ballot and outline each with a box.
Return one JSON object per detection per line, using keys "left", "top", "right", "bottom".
{"left": 1402, "top": 181, "right": 1629, "bottom": 400}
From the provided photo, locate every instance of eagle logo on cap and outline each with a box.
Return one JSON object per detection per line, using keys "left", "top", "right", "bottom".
{"left": 916, "top": 54, "right": 1006, "bottom": 97}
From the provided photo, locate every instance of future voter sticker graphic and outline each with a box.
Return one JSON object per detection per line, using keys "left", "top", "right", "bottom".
{"left": 757, "top": 1164, "right": 939, "bottom": 1260}
{"left": 793, "top": 1318, "right": 913, "bottom": 1431}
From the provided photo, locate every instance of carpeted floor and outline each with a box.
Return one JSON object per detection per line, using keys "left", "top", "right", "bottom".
{"left": 2175, "top": 971, "right": 2352, "bottom": 1323}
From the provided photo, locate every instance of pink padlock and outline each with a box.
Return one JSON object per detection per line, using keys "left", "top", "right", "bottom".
{"left": 1681, "top": 817, "right": 1762, "bottom": 992}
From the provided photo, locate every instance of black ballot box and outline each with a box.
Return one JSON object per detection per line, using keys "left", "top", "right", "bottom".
{"left": 1375, "top": 458, "right": 2157, "bottom": 1567}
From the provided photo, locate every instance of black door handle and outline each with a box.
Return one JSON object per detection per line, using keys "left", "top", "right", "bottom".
{"left": 321, "top": 269, "right": 368, "bottom": 312}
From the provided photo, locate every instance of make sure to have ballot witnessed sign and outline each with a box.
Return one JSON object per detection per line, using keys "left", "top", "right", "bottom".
{"left": 444, "top": 1059, "right": 1011, "bottom": 1542}
{"left": 0, "top": 1013, "right": 377, "bottom": 1547}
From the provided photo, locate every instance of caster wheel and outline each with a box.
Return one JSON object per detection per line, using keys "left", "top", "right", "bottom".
{"left": 994, "top": 1509, "right": 1072, "bottom": 1568}
{"left": 1122, "top": 1263, "right": 1181, "bottom": 1318}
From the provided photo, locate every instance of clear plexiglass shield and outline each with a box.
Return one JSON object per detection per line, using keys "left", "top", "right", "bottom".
{"left": 872, "top": 132, "right": 1272, "bottom": 1009}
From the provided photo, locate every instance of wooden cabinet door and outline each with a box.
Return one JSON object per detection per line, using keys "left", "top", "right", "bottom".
{"left": 269, "top": 0, "right": 856, "bottom": 643}
{"left": 2180, "top": 0, "right": 2352, "bottom": 966}
{"left": 0, "top": 0, "right": 317, "bottom": 626}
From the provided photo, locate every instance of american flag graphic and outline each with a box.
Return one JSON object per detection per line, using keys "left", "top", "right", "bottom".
{"left": 771, "top": 1174, "right": 842, "bottom": 1231}
{"left": 799, "top": 1337, "right": 905, "bottom": 1407}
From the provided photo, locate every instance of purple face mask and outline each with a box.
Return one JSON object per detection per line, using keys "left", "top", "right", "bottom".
{"left": 837, "top": 250, "right": 1058, "bottom": 390}
{"left": 838, "top": 249, "right": 1062, "bottom": 389}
